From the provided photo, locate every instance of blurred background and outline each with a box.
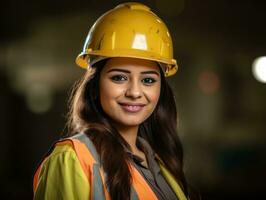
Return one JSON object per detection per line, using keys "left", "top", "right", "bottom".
{"left": 1, "top": 0, "right": 266, "bottom": 199}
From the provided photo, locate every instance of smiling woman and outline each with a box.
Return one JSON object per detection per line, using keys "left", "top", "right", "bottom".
{"left": 100, "top": 58, "right": 161, "bottom": 129}
{"left": 33, "top": 2, "right": 195, "bottom": 200}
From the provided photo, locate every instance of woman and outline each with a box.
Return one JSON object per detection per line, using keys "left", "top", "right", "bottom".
{"left": 33, "top": 2, "right": 192, "bottom": 200}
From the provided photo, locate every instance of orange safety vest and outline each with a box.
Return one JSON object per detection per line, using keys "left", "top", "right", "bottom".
{"left": 33, "top": 133, "right": 184, "bottom": 200}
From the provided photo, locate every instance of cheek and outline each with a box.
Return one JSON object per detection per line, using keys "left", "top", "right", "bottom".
{"left": 99, "top": 81, "right": 112, "bottom": 109}
{"left": 99, "top": 87, "right": 109, "bottom": 108}
{"left": 146, "top": 85, "right": 161, "bottom": 105}
{"left": 99, "top": 80, "right": 123, "bottom": 108}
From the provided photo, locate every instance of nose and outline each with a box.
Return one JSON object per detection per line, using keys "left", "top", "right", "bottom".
{"left": 125, "top": 79, "right": 142, "bottom": 99}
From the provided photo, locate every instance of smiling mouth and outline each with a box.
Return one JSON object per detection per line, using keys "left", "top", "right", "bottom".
{"left": 118, "top": 102, "right": 145, "bottom": 113}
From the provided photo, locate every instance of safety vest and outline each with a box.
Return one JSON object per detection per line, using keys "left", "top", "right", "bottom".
{"left": 33, "top": 133, "right": 187, "bottom": 200}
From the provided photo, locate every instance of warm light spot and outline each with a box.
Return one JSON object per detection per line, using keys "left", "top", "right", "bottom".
{"left": 198, "top": 70, "right": 220, "bottom": 95}
{"left": 252, "top": 56, "right": 266, "bottom": 83}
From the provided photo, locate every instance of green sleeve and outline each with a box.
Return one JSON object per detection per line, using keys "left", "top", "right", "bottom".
{"left": 34, "top": 145, "right": 90, "bottom": 200}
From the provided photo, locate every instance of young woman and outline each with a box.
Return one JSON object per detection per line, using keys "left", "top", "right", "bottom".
{"left": 33, "top": 2, "right": 194, "bottom": 200}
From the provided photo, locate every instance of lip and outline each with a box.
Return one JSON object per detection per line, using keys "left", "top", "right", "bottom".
{"left": 118, "top": 102, "right": 146, "bottom": 113}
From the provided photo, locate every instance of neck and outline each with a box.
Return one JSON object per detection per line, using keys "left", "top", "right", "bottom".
{"left": 114, "top": 124, "right": 140, "bottom": 153}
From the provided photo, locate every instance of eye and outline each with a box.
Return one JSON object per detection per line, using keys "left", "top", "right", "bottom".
{"left": 110, "top": 75, "right": 128, "bottom": 82}
{"left": 142, "top": 77, "right": 157, "bottom": 85}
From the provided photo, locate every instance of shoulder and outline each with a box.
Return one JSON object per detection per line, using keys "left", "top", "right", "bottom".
{"left": 36, "top": 133, "right": 97, "bottom": 181}
{"left": 34, "top": 136, "right": 90, "bottom": 181}
{"left": 33, "top": 140, "right": 90, "bottom": 199}
{"left": 50, "top": 141, "right": 76, "bottom": 157}
{"left": 42, "top": 142, "right": 77, "bottom": 167}
{"left": 40, "top": 136, "right": 95, "bottom": 177}
{"left": 36, "top": 138, "right": 81, "bottom": 171}
{"left": 38, "top": 141, "right": 85, "bottom": 179}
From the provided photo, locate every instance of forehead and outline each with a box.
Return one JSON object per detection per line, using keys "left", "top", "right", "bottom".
{"left": 102, "top": 57, "right": 160, "bottom": 73}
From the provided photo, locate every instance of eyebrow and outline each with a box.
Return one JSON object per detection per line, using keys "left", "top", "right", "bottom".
{"left": 107, "top": 68, "right": 160, "bottom": 76}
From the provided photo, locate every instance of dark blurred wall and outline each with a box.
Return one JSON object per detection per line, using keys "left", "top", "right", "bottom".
{"left": 1, "top": 0, "right": 266, "bottom": 199}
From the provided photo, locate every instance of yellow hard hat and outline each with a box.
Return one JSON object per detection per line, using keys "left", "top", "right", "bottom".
{"left": 76, "top": 2, "right": 178, "bottom": 77}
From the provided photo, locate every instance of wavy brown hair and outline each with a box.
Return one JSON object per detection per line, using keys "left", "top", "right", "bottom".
{"left": 66, "top": 59, "right": 190, "bottom": 200}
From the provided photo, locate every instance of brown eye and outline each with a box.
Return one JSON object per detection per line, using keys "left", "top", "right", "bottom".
{"left": 142, "top": 77, "right": 156, "bottom": 85}
{"left": 110, "top": 75, "right": 128, "bottom": 82}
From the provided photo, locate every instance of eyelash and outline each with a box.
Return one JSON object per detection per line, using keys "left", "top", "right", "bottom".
{"left": 142, "top": 77, "right": 157, "bottom": 85}
{"left": 110, "top": 75, "right": 157, "bottom": 85}
{"left": 110, "top": 75, "right": 127, "bottom": 82}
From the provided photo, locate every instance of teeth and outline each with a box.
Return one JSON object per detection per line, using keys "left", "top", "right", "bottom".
{"left": 128, "top": 105, "right": 138, "bottom": 109}
{"left": 125, "top": 105, "right": 141, "bottom": 111}
{"left": 119, "top": 103, "right": 143, "bottom": 112}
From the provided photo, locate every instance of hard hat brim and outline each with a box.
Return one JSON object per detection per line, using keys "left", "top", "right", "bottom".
{"left": 75, "top": 51, "right": 178, "bottom": 77}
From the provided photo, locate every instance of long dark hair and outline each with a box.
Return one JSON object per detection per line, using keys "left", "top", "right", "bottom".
{"left": 66, "top": 59, "right": 189, "bottom": 200}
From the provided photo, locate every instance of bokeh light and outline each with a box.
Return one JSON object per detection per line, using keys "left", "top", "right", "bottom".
{"left": 252, "top": 56, "right": 266, "bottom": 83}
{"left": 25, "top": 83, "right": 53, "bottom": 114}
{"left": 198, "top": 70, "right": 220, "bottom": 95}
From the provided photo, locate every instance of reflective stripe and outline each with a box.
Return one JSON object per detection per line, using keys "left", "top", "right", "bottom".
{"left": 70, "top": 132, "right": 157, "bottom": 200}
{"left": 68, "top": 132, "right": 185, "bottom": 200}
{"left": 92, "top": 163, "right": 106, "bottom": 200}
{"left": 130, "top": 165, "right": 159, "bottom": 200}
{"left": 34, "top": 133, "right": 185, "bottom": 200}
{"left": 71, "top": 133, "right": 110, "bottom": 200}
{"left": 71, "top": 132, "right": 100, "bottom": 163}
{"left": 130, "top": 186, "right": 139, "bottom": 200}
{"left": 99, "top": 167, "right": 111, "bottom": 199}
{"left": 58, "top": 140, "right": 93, "bottom": 181}
{"left": 72, "top": 132, "right": 142, "bottom": 199}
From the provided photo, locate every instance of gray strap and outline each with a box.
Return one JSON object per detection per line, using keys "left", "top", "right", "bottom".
{"left": 69, "top": 132, "right": 140, "bottom": 200}
{"left": 131, "top": 186, "right": 140, "bottom": 200}
{"left": 70, "top": 132, "right": 100, "bottom": 163}
{"left": 92, "top": 164, "right": 106, "bottom": 200}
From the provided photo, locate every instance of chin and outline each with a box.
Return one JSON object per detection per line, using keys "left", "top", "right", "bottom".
{"left": 116, "top": 119, "right": 145, "bottom": 127}
{"left": 121, "top": 121, "right": 143, "bottom": 127}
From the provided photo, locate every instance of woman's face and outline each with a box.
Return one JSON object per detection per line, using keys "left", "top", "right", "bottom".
{"left": 99, "top": 57, "right": 161, "bottom": 128}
